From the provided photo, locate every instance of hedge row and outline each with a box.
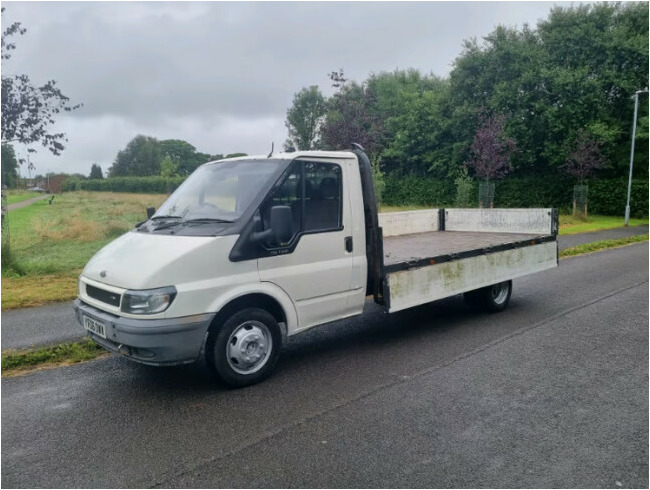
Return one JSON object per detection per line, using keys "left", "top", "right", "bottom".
{"left": 383, "top": 176, "right": 649, "bottom": 217}
{"left": 63, "top": 176, "right": 186, "bottom": 194}
{"left": 63, "top": 175, "right": 648, "bottom": 218}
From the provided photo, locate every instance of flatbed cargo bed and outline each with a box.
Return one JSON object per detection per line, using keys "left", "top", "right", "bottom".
{"left": 377, "top": 208, "right": 559, "bottom": 313}
{"left": 383, "top": 230, "right": 554, "bottom": 272}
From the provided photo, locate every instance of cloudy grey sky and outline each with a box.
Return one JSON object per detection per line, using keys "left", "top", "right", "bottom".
{"left": 2, "top": 1, "right": 564, "bottom": 177}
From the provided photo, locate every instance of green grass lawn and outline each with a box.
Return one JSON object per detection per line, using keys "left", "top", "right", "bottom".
{"left": 2, "top": 191, "right": 167, "bottom": 309}
{"left": 558, "top": 214, "right": 648, "bottom": 235}
{"left": 5, "top": 190, "right": 43, "bottom": 205}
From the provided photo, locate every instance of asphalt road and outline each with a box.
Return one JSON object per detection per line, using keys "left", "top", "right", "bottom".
{"left": 2, "top": 243, "right": 648, "bottom": 488}
{"left": 2, "top": 226, "right": 647, "bottom": 351}
{"left": 1, "top": 302, "right": 79, "bottom": 350}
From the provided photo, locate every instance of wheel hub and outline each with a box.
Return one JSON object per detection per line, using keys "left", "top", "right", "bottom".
{"left": 227, "top": 322, "right": 272, "bottom": 374}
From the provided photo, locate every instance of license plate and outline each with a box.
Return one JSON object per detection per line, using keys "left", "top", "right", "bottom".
{"left": 84, "top": 315, "right": 106, "bottom": 339}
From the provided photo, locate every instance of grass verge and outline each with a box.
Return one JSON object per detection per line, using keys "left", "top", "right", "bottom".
{"left": 560, "top": 234, "right": 649, "bottom": 258}
{"left": 559, "top": 214, "right": 648, "bottom": 235}
{"left": 2, "top": 273, "right": 80, "bottom": 309}
{"left": 1, "top": 338, "right": 109, "bottom": 377}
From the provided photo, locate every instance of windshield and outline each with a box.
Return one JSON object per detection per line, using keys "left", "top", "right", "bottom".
{"left": 153, "top": 159, "right": 283, "bottom": 223}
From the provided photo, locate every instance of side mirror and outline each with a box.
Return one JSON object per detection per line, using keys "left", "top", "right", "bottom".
{"left": 252, "top": 205, "right": 293, "bottom": 245}
{"left": 269, "top": 205, "right": 293, "bottom": 243}
{"left": 146, "top": 207, "right": 155, "bottom": 219}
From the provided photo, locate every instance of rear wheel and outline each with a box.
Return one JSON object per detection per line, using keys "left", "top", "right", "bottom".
{"left": 206, "top": 308, "right": 281, "bottom": 388}
{"left": 464, "top": 280, "right": 512, "bottom": 313}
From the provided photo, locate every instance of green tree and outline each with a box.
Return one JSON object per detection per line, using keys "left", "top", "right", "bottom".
{"left": 1, "top": 143, "right": 19, "bottom": 188}
{"left": 321, "top": 69, "right": 454, "bottom": 176}
{"left": 286, "top": 2, "right": 648, "bottom": 193}
{"left": 1, "top": 8, "right": 82, "bottom": 157}
{"left": 284, "top": 86, "right": 327, "bottom": 150}
{"left": 108, "top": 135, "right": 162, "bottom": 177}
{"left": 449, "top": 3, "right": 649, "bottom": 176}
{"left": 379, "top": 76, "right": 453, "bottom": 177}
{"left": 538, "top": 2, "right": 649, "bottom": 174}
{"left": 159, "top": 157, "right": 179, "bottom": 178}
{"left": 159, "top": 139, "right": 201, "bottom": 175}
{"left": 89, "top": 163, "right": 103, "bottom": 179}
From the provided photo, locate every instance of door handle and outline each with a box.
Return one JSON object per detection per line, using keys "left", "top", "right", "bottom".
{"left": 345, "top": 236, "right": 353, "bottom": 253}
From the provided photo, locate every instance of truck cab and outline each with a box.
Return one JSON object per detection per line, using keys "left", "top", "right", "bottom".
{"left": 75, "top": 150, "right": 371, "bottom": 386}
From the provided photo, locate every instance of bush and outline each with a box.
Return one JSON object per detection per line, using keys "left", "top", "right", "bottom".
{"left": 493, "top": 177, "right": 574, "bottom": 208}
{"left": 588, "top": 179, "right": 648, "bottom": 217}
{"left": 383, "top": 174, "right": 648, "bottom": 216}
{"left": 62, "top": 176, "right": 186, "bottom": 194}
{"left": 383, "top": 176, "right": 455, "bottom": 206}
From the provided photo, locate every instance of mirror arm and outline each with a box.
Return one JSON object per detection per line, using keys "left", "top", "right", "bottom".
{"left": 251, "top": 229, "right": 274, "bottom": 243}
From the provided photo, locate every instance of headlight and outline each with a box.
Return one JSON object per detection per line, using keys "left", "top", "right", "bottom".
{"left": 121, "top": 286, "right": 177, "bottom": 315}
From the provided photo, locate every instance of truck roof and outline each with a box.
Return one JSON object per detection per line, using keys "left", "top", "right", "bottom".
{"left": 205, "top": 150, "right": 356, "bottom": 165}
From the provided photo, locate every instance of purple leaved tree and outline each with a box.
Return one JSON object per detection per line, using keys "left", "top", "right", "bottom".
{"left": 465, "top": 113, "right": 516, "bottom": 207}
{"left": 319, "top": 69, "right": 386, "bottom": 157}
{"left": 561, "top": 129, "right": 606, "bottom": 216}
{"left": 561, "top": 129, "right": 606, "bottom": 186}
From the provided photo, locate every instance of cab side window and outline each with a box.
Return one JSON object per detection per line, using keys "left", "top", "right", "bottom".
{"left": 303, "top": 161, "right": 342, "bottom": 232}
{"left": 262, "top": 161, "right": 342, "bottom": 245}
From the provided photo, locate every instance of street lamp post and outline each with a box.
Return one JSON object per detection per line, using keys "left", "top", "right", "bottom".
{"left": 625, "top": 88, "right": 648, "bottom": 226}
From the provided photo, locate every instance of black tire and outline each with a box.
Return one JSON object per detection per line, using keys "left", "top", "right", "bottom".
{"left": 205, "top": 308, "right": 282, "bottom": 388}
{"left": 463, "top": 280, "right": 512, "bottom": 313}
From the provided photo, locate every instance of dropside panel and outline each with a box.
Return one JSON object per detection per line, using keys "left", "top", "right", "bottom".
{"left": 445, "top": 208, "right": 557, "bottom": 235}
{"left": 378, "top": 209, "right": 440, "bottom": 237}
{"left": 385, "top": 241, "right": 557, "bottom": 313}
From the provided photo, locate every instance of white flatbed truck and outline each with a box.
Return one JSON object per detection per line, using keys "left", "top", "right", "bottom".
{"left": 74, "top": 145, "right": 558, "bottom": 387}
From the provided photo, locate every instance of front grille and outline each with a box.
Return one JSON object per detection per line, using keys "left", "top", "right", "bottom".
{"left": 86, "top": 284, "right": 121, "bottom": 307}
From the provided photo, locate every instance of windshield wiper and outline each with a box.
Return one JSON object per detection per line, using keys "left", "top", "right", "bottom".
{"left": 183, "top": 218, "right": 234, "bottom": 224}
{"left": 151, "top": 217, "right": 233, "bottom": 231}
{"left": 152, "top": 221, "right": 184, "bottom": 231}
{"left": 137, "top": 215, "right": 183, "bottom": 229}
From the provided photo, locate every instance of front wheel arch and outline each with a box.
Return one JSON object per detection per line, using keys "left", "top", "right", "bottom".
{"left": 208, "top": 293, "right": 287, "bottom": 338}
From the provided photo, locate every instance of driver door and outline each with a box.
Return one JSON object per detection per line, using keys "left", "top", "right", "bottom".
{"left": 257, "top": 159, "right": 361, "bottom": 332}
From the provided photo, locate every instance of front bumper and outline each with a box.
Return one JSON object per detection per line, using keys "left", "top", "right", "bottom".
{"left": 73, "top": 300, "right": 215, "bottom": 366}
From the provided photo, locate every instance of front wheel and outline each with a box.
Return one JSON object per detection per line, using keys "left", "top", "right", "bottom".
{"left": 464, "top": 280, "right": 512, "bottom": 313}
{"left": 206, "top": 308, "right": 282, "bottom": 388}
